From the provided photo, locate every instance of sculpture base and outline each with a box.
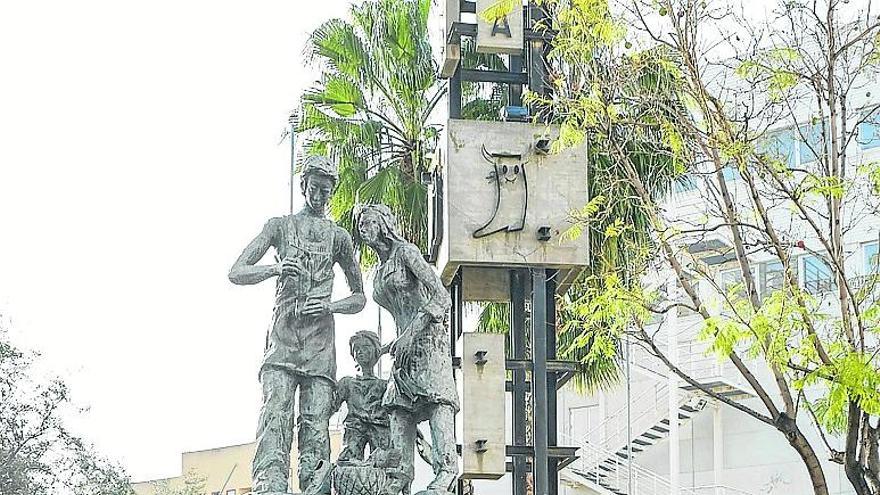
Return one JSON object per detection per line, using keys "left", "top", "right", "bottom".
{"left": 331, "top": 465, "right": 388, "bottom": 495}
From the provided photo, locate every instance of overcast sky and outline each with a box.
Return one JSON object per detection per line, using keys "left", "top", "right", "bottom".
{"left": 0, "top": 0, "right": 388, "bottom": 482}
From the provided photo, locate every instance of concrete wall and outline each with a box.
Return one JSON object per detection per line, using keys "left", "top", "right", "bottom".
{"left": 131, "top": 430, "right": 342, "bottom": 495}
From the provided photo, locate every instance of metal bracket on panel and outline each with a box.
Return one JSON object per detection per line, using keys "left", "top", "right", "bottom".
{"left": 555, "top": 370, "right": 576, "bottom": 390}
{"left": 536, "top": 226, "right": 552, "bottom": 242}
{"left": 474, "top": 350, "right": 488, "bottom": 366}
{"left": 475, "top": 439, "right": 489, "bottom": 453}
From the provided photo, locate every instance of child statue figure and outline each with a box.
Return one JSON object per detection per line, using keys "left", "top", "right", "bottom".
{"left": 332, "top": 330, "right": 391, "bottom": 463}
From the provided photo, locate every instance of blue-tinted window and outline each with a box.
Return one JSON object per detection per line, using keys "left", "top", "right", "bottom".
{"left": 722, "top": 166, "right": 739, "bottom": 182}
{"left": 859, "top": 112, "right": 880, "bottom": 150}
{"left": 762, "top": 129, "right": 797, "bottom": 168}
{"left": 802, "top": 255, "right": 835, "bottom": 294}
{"left": 674, "top": 174, "right": 697, "bottom": 192}
{"left": 865, "top": 242, "right": 879, "bottom": 273}
{"left": 799, "top": 123, "right": 824, "bottom": 164}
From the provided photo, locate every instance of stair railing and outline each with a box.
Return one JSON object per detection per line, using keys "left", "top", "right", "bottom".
{"left": 576, "top": 380, "right": 670, "bottom": 449}
{"left": 566, "top": 439, "right": 703, "bottom": 495}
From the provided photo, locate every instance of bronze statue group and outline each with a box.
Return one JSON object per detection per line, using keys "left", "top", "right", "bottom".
{"left": 229, "top": 156, "right": 458, "bottom": 495}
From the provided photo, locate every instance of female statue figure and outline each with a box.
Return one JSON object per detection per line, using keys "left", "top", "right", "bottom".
{"left": 355, "top": 204, "right": 459, "bottom": 495}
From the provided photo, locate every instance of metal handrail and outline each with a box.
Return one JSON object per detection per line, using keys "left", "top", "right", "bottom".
{"left": 563, "top": 437, "right": 758, "bottom": 495}
{"left": 690, "top": 485, "right": 757, "bottom": 495}
{"left": 576, "top": 380, "right": 670, "bottom": 446}
{"left": 565, "top": 438, "right": 702, "bottom": 495}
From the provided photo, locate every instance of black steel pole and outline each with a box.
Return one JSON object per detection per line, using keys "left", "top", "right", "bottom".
{"left": 449, "top": 270, "right": 463, "bottom": 495}
{"left": 546, "top": 270, "right": 558, "bottom": 495}
{"left": 509, "top": 55, "right": 523, "bottom": 107}
{"left": 510, "top": 270, "right": 528, "bottom": 495}
{"left": 449, "top": 66, "right": 462, "bottom": 119}
{"left": 532, "top": 268, "right": 549, "bottom": 495}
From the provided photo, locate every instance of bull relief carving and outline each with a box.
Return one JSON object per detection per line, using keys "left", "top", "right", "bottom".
{"left": 473, "top": 145, "right": 530, "bottom": 239}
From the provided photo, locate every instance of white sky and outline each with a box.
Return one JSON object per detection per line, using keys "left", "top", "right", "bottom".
{"left": 0, "top": 0, "right": 386, "bottom": 482}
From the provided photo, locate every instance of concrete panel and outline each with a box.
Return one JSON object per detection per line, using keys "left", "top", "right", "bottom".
{"left": 462, "top": 267, "right": 510, "bottom": 302}
{"left": 476, "top": 0, "right": 524, "bottom": 55}
{"left": 436, "top": 120, "right": 589, "bottom": 299}
{"left": 439, "top": 0, "right": 461, "bottom": 77}
{"left": 462, "top": 333, "right": 507, "bottom": 479}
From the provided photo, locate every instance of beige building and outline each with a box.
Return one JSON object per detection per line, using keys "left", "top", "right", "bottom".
{"left": 132, "top": 430, "right": 343, "bottom": 495}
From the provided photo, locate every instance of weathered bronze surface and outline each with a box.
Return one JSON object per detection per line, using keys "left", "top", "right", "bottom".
{"left": 229, "top": 156, "right": 366, "bottom": 495}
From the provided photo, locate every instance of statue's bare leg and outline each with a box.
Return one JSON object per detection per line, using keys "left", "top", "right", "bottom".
{"left": 427, "top": 404, "right": 458, "bottom": 492}
{"left": 385, "top": 408, "right": 417, "bottom": 495}
{"left": 253, "top": 368, "right": 297, "bottom": 494}
{"left": 297, "top": 376, "right": 333, "bottom": 494}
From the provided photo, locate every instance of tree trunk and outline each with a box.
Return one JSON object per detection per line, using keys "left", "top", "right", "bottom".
{"left": 776, "top": 413, "right": 830, "bottom": 495}
{"left": 846, "top": 405, "right": 873, "bottom": 495}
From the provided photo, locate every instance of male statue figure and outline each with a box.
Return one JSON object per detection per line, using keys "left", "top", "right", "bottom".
{"left": 229, "top": 155, "right": 366, "bottom": 495}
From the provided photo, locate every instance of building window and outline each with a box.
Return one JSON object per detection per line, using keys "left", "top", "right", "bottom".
{"left": 798, "top": 122, "right": 825, "bottom": 165}
{"left": 802, "top": 255, "right": 836, "bottom": 294}
{"left": 674, "top": 174, "right": 698, "bottom": 192}
{"left": 761, "top": 260, "right": 787, "bottom": 295}
{"left": 760, "top": 122, "right": 830, "bottom": 169}
{"left": 722, "top": 165, "right": 739, "bottom": 182}
{"left": 865, "top": 242, "right": 879, "bottom": 274}
{"left": 761, "top": 128, "right": 797, "bottom": 168}
{"left": 859, "top": 110, "right": 880, "bottom": 150}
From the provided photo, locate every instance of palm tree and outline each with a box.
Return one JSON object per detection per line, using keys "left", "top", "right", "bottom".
{"left": 299, "top": 0, "right": 443, "bottom": 254}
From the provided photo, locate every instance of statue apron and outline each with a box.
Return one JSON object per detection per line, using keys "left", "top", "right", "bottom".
{"left": 261, "top": 214, "right": 337, "bottom": 383}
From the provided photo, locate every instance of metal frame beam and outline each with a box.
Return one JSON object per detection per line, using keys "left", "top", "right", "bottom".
{"left": 532, "top": 268, "right": 549, "bottom": 495}
{"left": 510, "top": 269, "right": 528, "bottom": 495}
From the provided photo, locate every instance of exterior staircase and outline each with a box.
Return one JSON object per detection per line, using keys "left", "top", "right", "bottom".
{"left": 563, "top": 442, "right": 699, "bottom": 495}
{"left": 561, "top": 329, "right": 755, "bottom": 495}
{"left": 563, "top": 382, "right": 708, "bottom": 495}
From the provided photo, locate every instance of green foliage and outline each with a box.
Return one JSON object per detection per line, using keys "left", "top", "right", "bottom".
{"left": 301, "top": 0, "right": 442, "bottom": 258}
{"left": 800, "top": 175, "right": 847, "bottom": 200}
{"left": 801, "top": 353, "right": 880, "bottom": 434}
{"left": 0, "top": 317, "right": 134, "bottom": 495}
{"left": 858, "top": 161, "right": 880, "bottom": 195}
{"left": 868, "top": 32, "right": 880, "bottom": 65}
{"left": 560, "top": 272, "right": 655, "bottom": 392}
{"left": 491, "top": 0, "right": 687, "bottom": 392}
{"left": 698, "top": 287, "right": 807, "bottom": 366}
{"left": 479, "top": 0, "right": 517, "bottom": 23}
{"left": 735, "top": 48, "right": 802, "bottom": 101}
